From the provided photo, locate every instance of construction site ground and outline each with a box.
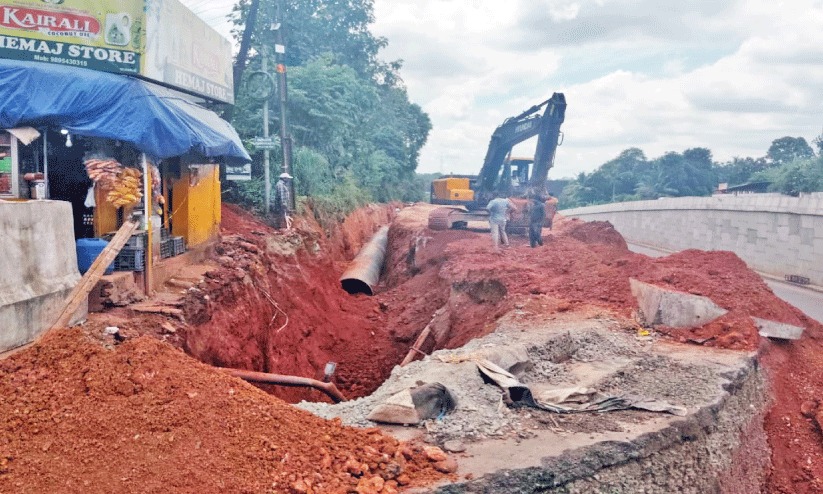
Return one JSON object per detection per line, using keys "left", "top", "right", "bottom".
{"left": 2, "top": 202, "right": 823, "bottom": 493}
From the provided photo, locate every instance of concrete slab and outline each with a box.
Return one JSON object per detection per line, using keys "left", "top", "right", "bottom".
{"left": 630, "top": 278, "right": 728, "bottom": 328}
{"left": 301, "top": 306, "right": 764, "bottom": 493}
{"left": 753, "top": 317, "right": 804, "bottom": 340}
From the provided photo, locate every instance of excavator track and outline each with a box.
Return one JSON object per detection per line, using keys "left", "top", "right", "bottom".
{"left": 427, "top": 207, "right": 458, "bottom": 230}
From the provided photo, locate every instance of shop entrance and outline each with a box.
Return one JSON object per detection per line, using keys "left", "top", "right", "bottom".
{"left": 45, "top": 131, "right": 94, "bottom": 240}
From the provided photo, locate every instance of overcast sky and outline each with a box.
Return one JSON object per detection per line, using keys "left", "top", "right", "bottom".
{"left": 185, "top": 0, "right": 823, "bottom": 178}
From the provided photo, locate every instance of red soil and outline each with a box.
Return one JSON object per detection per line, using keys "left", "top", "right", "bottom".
{"left": 183, "top": 204, "right": 406, "bottom": 402}
{"left": 147, "top": 205, "right": 823, "bottom": 492}
{"left": 0, "top": 329, "right": 448, "bottom": 494}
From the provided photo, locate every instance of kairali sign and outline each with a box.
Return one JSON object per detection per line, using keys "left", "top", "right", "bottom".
{"left": 0, "top": 0, "right": 234, "bottom": 104}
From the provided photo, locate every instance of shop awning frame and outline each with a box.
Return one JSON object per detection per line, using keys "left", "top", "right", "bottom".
{"left": 0, "top": 59, "right": 250, "bottom": 164}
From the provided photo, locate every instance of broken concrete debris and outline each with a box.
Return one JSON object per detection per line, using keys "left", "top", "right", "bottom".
{"left": 476, "top": 358, "right": 687, "bottom": 416}
{"left": 630, "top": 278, "right": 728, "bottom": 328}
{"left": 753, "top": 317, "right": 804, "bottom": 340}
{"left": 367, "top": 382, "right": 456, "bottom": 425}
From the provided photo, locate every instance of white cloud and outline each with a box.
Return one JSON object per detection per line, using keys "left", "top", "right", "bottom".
{"left": 180, "top": 0, "right": 823, "bottom": 180}
{"left": 374, "top": 0, "right": 823, "bottom": 178}
{"left": 547, "top": 1, "right": 581, "bottom": 22}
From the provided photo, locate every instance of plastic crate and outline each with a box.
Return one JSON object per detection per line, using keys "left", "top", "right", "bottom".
{"left": 114, "top": 248, "right": 145, "bottom": 272}
{"left": 161, "top": 227, "right": 170, "bottom": 240}
{"left": 104, "top": 231, "right": 146, "bottom": 250}
{"left": 160, "top": 238, "right": 174, "bottom": 259}
{"left": 172, "top": 236, "right": 186, "bottom": 256}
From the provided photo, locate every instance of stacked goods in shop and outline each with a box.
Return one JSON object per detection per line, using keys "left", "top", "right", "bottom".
{"left": 84, "top": 158, "right": 121, "bottom": 190}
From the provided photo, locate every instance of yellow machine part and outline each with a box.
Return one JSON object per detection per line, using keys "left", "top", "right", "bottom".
{"left": 450, "top": 188, "right": 474, "bottom": 201}
{"left": 432, "top": 177, "right": 472, "bottom": 201}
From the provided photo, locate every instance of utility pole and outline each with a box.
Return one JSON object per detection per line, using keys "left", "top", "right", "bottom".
{"left": 262, "top": 53, "right": 271, "bottom": 214}
{"left": 274, "top": 0, "right": 294, "bottom": 209}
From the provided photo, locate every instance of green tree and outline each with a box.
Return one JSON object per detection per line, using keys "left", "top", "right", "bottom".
{"left": 766, "top": 136, "right": 815, "bottom": 166}
{"left": 227, "top": 0, "right": 431, "bottom": 213}
{"left": 714, "top": 156, "right": 769, "bottom": 186}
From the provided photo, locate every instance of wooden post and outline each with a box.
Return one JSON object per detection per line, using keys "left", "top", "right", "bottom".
{"left": 49, "top": 218, "right": 139, "bottom": 330}
{"left": 142, "top": 154, "right": 153, "bottom": 296}
{"left": 400, "top": 307, "right": 447, "bottom": 366}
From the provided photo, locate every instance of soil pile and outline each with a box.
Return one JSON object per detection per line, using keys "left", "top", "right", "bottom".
{"left": 760, "top": 327, "right": 823, "bottom": 493}
{"left": 0, "top": 329, "right": 448, "bottom": 493}
{"left": 430, "top": 219, "right": 814, "bottom": 352}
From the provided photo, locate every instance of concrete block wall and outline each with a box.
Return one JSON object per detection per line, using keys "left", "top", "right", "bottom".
{"left": 0, "top": 200, "right": 85, "bottom": 352}
{"left": 561, "top": 193, "right": 823, "bottom": 286}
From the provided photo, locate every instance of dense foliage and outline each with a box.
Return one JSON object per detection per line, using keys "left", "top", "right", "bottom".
{"left": 226, "top": 0, "right": 431, "bottom": 216}
{"left": 560, "top": 136, "right": 823, "bottom": 208}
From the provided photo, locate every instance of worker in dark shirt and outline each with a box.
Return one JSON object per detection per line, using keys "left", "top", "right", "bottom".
{"left": 528, "top": 196, "right": 546, "bottom": 248}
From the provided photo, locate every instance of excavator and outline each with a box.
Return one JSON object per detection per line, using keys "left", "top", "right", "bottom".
{"left": 428, "top": 92, "right": 567, "bottom": 233}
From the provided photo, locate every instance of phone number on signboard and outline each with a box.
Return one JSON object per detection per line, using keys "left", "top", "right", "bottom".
{"left": 50, "top": 56, "right": 88, "bottom": 67}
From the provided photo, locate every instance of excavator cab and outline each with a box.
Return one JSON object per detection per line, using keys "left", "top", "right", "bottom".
{"left": 501, "top": 157, "right": 532, "bottom": 196}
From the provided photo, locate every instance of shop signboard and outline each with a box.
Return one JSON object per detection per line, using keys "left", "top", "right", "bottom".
{"left": 0, "top": 0, "right": 144, "bottom": 74}
{"left": 144, "top": 0, "right": 234, "bottom": 104}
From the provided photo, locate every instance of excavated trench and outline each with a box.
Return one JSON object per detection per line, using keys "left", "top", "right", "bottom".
{"left": 178, "top": 203, "right": 822, "bottom": 492}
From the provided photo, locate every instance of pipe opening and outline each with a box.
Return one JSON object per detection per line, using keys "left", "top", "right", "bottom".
{"left": 341, "top": 278, "right": 373, "bottom": 296}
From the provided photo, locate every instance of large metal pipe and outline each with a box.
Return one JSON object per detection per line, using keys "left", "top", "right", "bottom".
{"left": 219, "top": 368, "right": 347, "bottom": 403}
{"left": 340, "top": 225, "right": 389, "bottom": 295}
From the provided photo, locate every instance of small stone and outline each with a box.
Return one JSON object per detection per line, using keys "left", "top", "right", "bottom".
{"left": 396, "top": 474, "right": 411, "bottom": 486}
{"left": 423, "top": 446, "right": 448, "bottom": 462}
{"left": 443, "top": 440, "right": 466, "bottom": 453}
{"left": 289, "top": 478, "right": 310, "bottom": 493}
{"left": 382, "top": 480, "right": 400, "bottom": 494}
{"left": 433, "top": 458, "right": 458, "bottom": 474}
{"left": 382, "top": 461, "right": 403, "bottom": 480}
{"left": 355, "top": 476, "right": 384, "bottom": 494}
{"left": 344, "top": 458, "right": 364, "bottom": 476}
{"left": 800, "top": 401, "right": 818, "bottom": 418}
{"left": 399, "top": 446, "right": 415, "bottom": 460}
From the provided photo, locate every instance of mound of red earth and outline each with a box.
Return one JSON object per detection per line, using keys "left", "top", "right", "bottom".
{"left": 0, "top": 328, "right": 449, "bottom": 493}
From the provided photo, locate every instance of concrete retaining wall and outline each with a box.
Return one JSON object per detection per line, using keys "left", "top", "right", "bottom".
{"left": 561, "top": 193, "right": 823, "bottom": 286}
{"left": 0, "top": 200, "right": 85, "bottom": 352}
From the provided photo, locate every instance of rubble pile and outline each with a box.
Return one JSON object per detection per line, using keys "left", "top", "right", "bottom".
{"left": 0, "top": 329, "right": 449, "bottom": 493}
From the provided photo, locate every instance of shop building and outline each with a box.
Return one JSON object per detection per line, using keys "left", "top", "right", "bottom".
{"left": 0, "top": 0, "right": 249, "bottom": 352}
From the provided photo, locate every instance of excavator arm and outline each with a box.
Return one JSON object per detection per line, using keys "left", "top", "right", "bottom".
{"left": 474, "top": 93, "right": 567, "bottom": 203}
{"left": 427, "top": 92, "right": 566, "bottom": 232}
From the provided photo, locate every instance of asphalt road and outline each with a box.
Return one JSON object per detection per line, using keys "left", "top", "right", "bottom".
{"left": 627, "top": 242, "right": 823, "bottom": 324}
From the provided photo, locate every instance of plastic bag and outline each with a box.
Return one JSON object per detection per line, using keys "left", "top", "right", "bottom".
{"left": 84, "top": 184, "right": 96, "bottom": 208}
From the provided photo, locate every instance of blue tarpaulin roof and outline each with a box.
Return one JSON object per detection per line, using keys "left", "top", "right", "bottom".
{"left": 0, "top": 59, "right": 250, "bottom": 164}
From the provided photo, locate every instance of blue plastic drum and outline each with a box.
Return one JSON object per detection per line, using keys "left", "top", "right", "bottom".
{"left": 76, "top": 238, "right": 115, "bottom": 275}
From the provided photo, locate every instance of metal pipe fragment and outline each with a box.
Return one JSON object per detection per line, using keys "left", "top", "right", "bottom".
{"left": 340, "top": 225, "right": 389, "bottom": 295}
{"left": 220, "top": 368, "right": 347, "bottom": 403}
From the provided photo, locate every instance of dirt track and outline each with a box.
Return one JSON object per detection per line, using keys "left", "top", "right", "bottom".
{"left": 2, "top": 202, "right": 823, "bottom": 492}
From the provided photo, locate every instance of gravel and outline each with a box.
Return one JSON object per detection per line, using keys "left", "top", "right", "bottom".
{"left": 299, "top": 310, "right": 746, "bottom": 445}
